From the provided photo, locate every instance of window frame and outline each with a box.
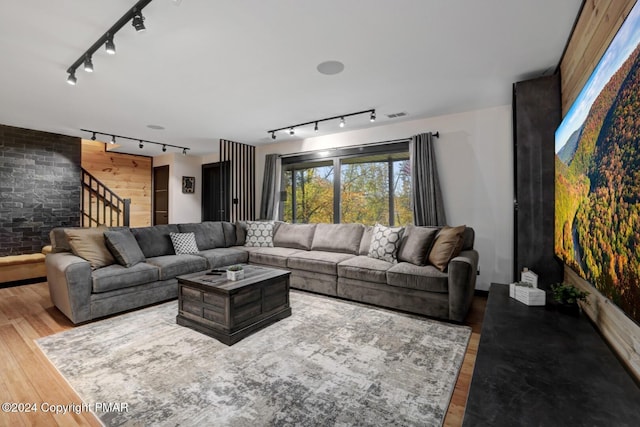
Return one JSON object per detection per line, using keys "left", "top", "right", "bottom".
{"left": 280, "top": 140, "right": 410, "bottom": 225}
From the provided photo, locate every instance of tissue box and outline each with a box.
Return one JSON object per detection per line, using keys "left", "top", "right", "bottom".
{"left": 510, "top": 284, "right": 546, "bottom": 306}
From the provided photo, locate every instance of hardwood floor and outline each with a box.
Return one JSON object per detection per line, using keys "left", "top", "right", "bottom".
{"left": 0, "top": 281, "right": 486, "bottom": 426}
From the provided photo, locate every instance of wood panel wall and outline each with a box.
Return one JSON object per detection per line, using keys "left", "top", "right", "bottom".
{"left": 560, "top": 0, "right": 640, "bottom": 381}
{"left": 81, "top": 140, "right": 152, "bottom": 227}
{"left": 560, "top": 0, "right": 637, "bottom": 115}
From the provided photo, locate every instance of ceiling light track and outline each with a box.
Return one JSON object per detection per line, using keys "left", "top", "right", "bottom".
{"left": 81, "top": 129, "right": 189, "bottom": 155}
{"left": 267, "top": 109, "right": 376, "bottom": 140}
{"left": 66, "top": 0, "right": 153, "bottom": 85}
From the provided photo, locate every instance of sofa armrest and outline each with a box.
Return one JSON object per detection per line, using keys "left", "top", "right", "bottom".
{"left": 447, "top": 249, "right": 479, "bottom": 322}
{"left": 45, "top": 252, "right": 93, "bottom": 324}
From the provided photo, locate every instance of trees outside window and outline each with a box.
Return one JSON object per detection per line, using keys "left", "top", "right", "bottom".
{"left": 282, "top": 147, "right": 411, "bottom": 226}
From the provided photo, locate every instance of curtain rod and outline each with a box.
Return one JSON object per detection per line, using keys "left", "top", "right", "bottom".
{"left": 276, "top": 132, "right": 439, "bottom": 159}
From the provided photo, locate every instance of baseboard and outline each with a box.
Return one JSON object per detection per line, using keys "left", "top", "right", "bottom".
{"left": 0, "top": 277, "right": 47, "bottom": 289}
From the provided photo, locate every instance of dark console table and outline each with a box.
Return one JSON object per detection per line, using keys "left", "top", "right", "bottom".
{"left": 463, "top": 283, "right": 640, "bottom": 426}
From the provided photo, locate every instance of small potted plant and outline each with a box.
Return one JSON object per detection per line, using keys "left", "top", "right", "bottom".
{"left": 550, "top": 282, "right": 589, "bottom": 316}
{"left": 226, "top": 265, "right": 245, "bottom": 281}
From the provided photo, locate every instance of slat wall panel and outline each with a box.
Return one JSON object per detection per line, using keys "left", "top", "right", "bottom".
{"left": 219, "top": 139, "right": 256, "bottom": 221}
{"left": 81, "top": 140, "right": 152, "bottom": 227}
{"left": 560, "top": 0, "right": 636, "bottom": 115}
{"left": 560, "top": 0, "right": 640, "bottom": 382}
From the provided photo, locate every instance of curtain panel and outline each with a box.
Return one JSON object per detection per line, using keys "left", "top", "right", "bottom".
{"left": 259, "top": 153, "right": 280, "bottom": 220}
{"left": 410, "top": 132, "right": 446, "bottom": 226}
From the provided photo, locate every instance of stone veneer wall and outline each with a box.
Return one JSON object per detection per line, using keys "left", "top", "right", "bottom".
{"left": 0, "top": 124, "right": 81, "bottom": 256}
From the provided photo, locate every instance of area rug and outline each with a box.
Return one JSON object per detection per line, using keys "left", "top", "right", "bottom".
{"left": 36, "top": 291, "right": 471, "bottom": 427}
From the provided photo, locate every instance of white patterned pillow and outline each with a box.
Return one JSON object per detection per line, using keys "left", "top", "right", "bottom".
{"left": 368, "top": 224, "right": 405, "bottom": 263}
{"left": 170, "top": 232, "right": 199, "bottom": 254}
{"left": 244, "top": 221, "right": 275, "bottom": 247}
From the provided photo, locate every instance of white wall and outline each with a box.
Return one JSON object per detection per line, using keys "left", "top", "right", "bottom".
{"left": 255, "top": 105, "right": 514, "bottom": 290}
{"left": 153, "top": 153, "right": 203, "bottom": 224}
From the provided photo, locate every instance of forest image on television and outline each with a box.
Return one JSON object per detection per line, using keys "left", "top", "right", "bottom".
{"left": 555, "top": 3, "right": 640, "bottom": 323}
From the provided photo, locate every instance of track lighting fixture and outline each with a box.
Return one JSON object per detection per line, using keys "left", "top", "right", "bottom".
{"left": 82, "top": 130, "right": 190, "bottom": 155}
{"left": 83, "top": 55, "right": 93, "bottom": 73}
{"left": 268, "top": 109, "right": 376, "bottom": 138}
{"left": 105, "top": 35, "right": 116, "bottom": 55}
{"left": 66, "top": 70, "right": 77, "bottom": 85}
{"left": 132, "top": 8, "right": 146, "bottom": 32}
{"left": 65, "top": 0, "right": 152, "bottom": 85}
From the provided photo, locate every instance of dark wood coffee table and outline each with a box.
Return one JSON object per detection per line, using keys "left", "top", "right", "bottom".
{"left": 176, "top": 265, "right": 291, "bottom": 345}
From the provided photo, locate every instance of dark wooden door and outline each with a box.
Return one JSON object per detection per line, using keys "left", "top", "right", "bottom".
{"left": 202, "top": 162, "right": 230, "bottom": 221}
{"left": 153, "top": 165, "right": 169, "bottom": 225}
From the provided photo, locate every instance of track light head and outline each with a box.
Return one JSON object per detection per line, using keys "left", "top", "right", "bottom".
{"left": 91, "top": 132, "right": 96, "bottom": 141}
{"left": 105, "top": 34, "right": 116, "bottom": 55}
{"left": 289, "top": 128, "right": 295, "bottom": 135}
{"left": 314, "top": 122, "right": 319, "bottom": 132}
{"left": 339, "top": 117, "right": 345, "bottom": 128}
{"left": 110, "top": 135, "right": 116, "bottom": 144}
{"left": 182, "top": 148, "right": 187, "bottom": 156}
{"left": 139, "top": 140, "right": 144, "bottom": 149}
{"left": 370, "top": 110, "right": 376, "bottom": 122}
{"left": 66, "top": 70, "right": 77, "bottom": 85}
{"left": 271, "top": 132, "right": 276, "bottom": 140}
{"left": 162, "top": 144, "right": 167, "bottom": 152}
{"left": 83, "top": 55, "right": 93, "bottom": 73}
{"left": 132, "top": 9, "right": 146, "bottom": 32}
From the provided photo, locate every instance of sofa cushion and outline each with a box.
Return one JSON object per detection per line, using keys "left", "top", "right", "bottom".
{"left": 244, "top": 221, "right": 275, "bottom": 247}
{"left": 222, "top": 222, "right": 237, "bottom": 247}
{"left": 368, "top": 224, "right": 404, "bottom": 263}
{"left": 249, "top": 247, "right": 305, "bottom": 268}
{"left": 273, "top": 223, "right": 317, "bottom": 250}
{"left": 311, "top": 223, "right": 364, "bottom": 254}
{"left": 337, "top": 255, "right": 393, "bottom": 284}
{"left": 287, "top": 251, "right": 356, "bottom": 275}
{"left": 397, "top": 225, "right": 438, "bottom": 266}
{"left": 170, "top": 232, "right": 200, "bottom": 254}
{"left": 461, "top": 227, "right": 475, "bottom": 251}
{"left": 196, "top": 248, "right": 249, "bottom": 269}
{"left": 131, "top": 224, "right": 179, "bottom": 258}
{"left": 92, "top": 262, "right": 160, "bottom": 293}
{"left": 104, "top": 229, "right": 146, "bottom": 268}
{"left": 144, "top": 254, "right": 207, "bottom": 280}
{"left": 64, "top": 227, "right": 115, "bottom": 270}
{"left": 235, "top": 221, "right": 247, "bottom": 245}
{"left": 428, "top": 225, "right": 466, "bottom": 271}
{"left": 358, "top": 226, "right": 374, "bottom": 255}
{"left": 386, "top": 262, "right": 449, "bottom": 293}
{"left": 177, "top": 222, "right": 225, "bottom": 250}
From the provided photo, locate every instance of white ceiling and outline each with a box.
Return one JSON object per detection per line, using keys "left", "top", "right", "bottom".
{"left": 0, "top": 0, "right": 582, "bottom": 156}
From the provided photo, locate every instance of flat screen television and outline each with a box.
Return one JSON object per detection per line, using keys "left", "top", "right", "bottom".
{"left": 555, "top": 1, "right": 640, "bottom": 324}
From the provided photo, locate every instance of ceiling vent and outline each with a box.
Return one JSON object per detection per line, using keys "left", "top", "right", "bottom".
{"left": 386, "top": 112, "right": 408, "bottom": 119}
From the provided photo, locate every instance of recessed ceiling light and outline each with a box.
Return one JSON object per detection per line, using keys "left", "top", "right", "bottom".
{"left": 147, "top": 124, "right": 165, "bottom": 130}
{"left": 317, "top": 60, "right": 345, "bottom": 75}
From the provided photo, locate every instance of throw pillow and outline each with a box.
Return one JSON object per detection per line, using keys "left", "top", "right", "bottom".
{"left": 104, "top": 229, "right": 146, "bottom": 267}
{"left": 368, "top": 224, "right": 404, "bottom": 264}
{"left": 397, "top": 225, "right": 438, "bottom": 266}
{"left": 169, "top": 232, "right": 199, "bottom": 254}
{"left": 244, "top": 221, "right": 275, "bottom": 247}
{"left": 64, "top": 227, "right": 115, "bottom": 270}
{"left": 428, "top": 225, "right": 466, "bottom": 271}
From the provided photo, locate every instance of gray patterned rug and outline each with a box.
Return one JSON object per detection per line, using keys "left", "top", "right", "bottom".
{"left": 36, "top": 291, "right": 471, "bottom": 427}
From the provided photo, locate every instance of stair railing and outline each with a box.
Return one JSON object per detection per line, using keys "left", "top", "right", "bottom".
{"left": 81, "top": 168, "right": 131, "bottom": 227}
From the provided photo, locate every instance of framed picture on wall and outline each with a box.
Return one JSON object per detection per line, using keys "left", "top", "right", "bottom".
{"left": 182, "top": 176, "right": 195, "bottom": 193}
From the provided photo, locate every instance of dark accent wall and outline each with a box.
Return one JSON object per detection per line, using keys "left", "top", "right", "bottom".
{"left": 0, "top": 124, "right": 81, "bottom": 256}
{"left": 512, "top": 74, "right": 563, "bottom": 288}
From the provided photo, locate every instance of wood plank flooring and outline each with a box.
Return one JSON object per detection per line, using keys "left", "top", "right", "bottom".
{"left": 0, "top": 281, "right": 486, "bottom": 426}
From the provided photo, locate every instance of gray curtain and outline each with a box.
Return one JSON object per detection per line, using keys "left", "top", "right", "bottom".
{"left": 259, "top": 154, "right": 279, "bottom": 220}
{"left": 410, "top": 132, "right": 446, "bottom": 226}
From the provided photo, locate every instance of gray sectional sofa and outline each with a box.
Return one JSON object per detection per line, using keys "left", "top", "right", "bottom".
{"left": 46, "top": 221, "right": 478, "bottom": 324}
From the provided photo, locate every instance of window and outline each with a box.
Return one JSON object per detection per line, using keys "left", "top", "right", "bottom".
{"left": 282, "top": 142, "right": 412, "bottom": 226}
